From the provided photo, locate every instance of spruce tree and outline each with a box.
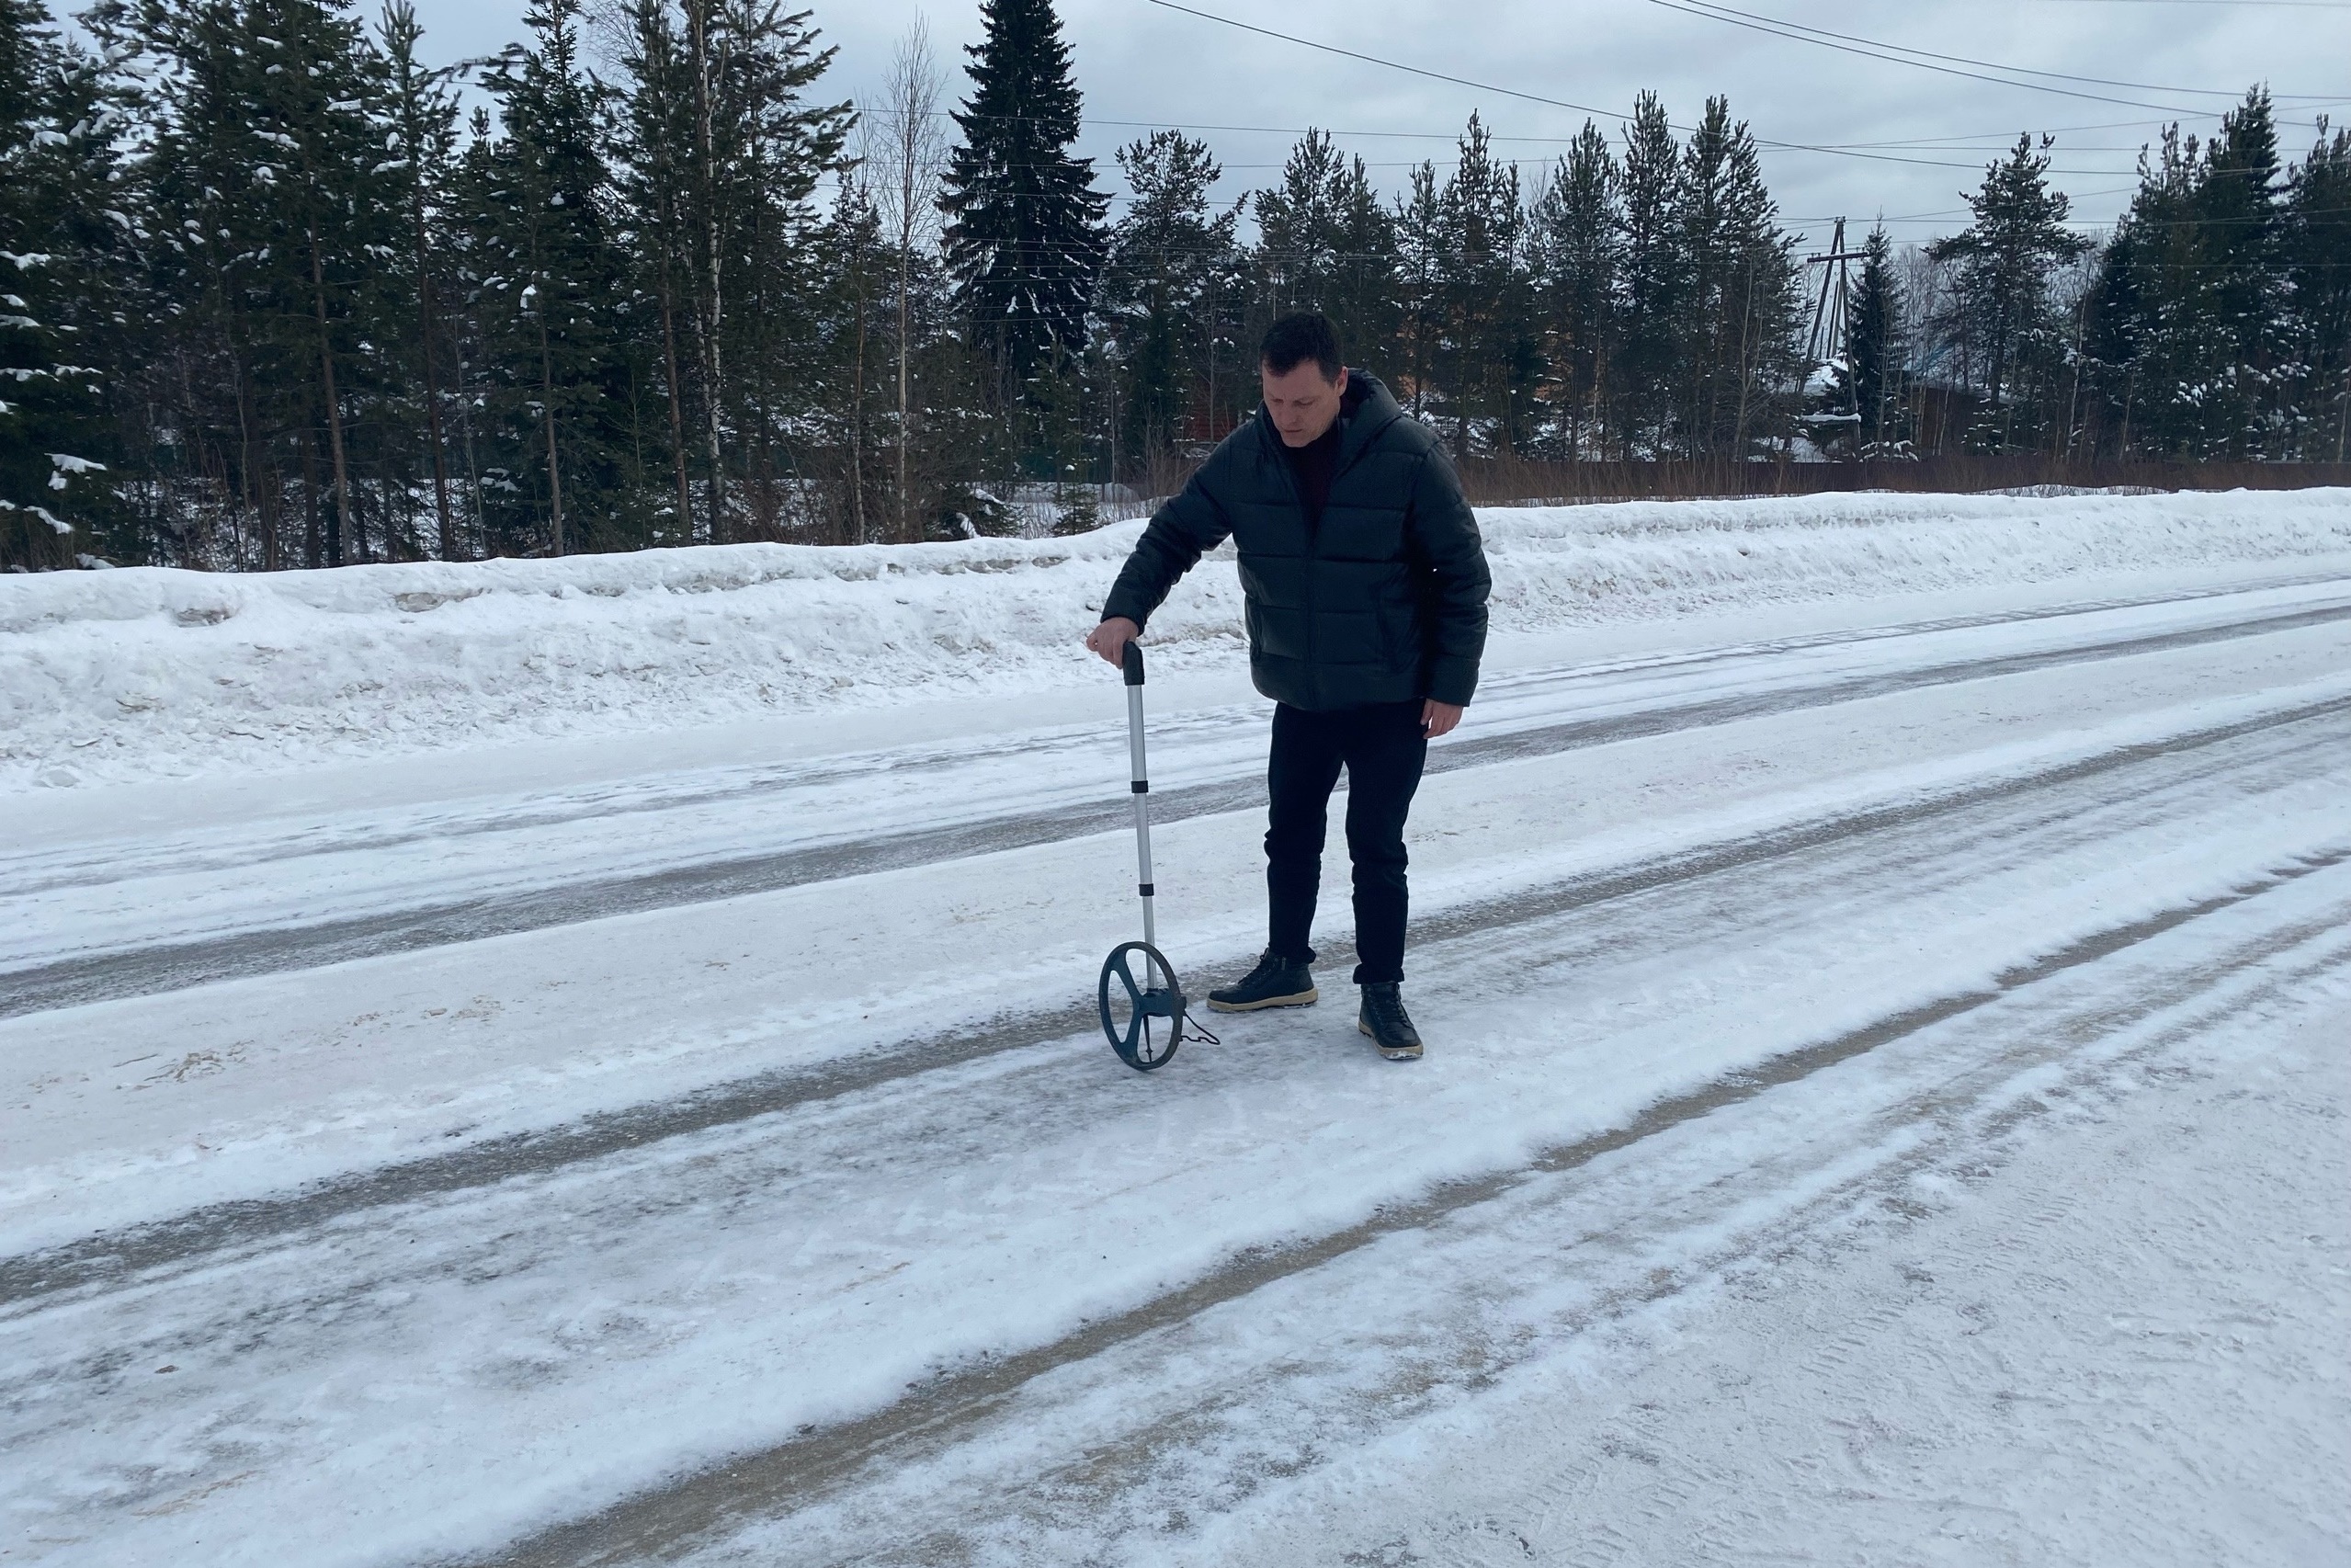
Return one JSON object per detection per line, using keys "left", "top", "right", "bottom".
{"left": 251, "top": 0, "right": 403, "bottom": 564}
{"left": 0, "top": 0, "right": 118, "bottom": 569}
{"left": 1675, "top": 97, "right": 1739, "bottom": 457}
{"left": 119, "top": 0, "right": 282, "bottom": 565}
{"left": 378, "top": 0, "right": 463, "bottom": 558}
{"left": 613, "top": 0, "right": 700, "bottom": 540}
{"left": 126, "top": 0, "right": 403, "bottom": 566}
{"left": 471, "top": 0, "right": 632, "bottom": 555}
{"left": 1833, "top": 224, "right": 1909, "bottom": 456}
{"left": 688, "top": 0, "right": 851, "bottom": 539}
{"left": 940, "top": 0, "right": 1107, "bottom": 403}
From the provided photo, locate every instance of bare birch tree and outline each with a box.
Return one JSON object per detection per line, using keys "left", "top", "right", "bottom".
{"left": 862, "top": 20, "right": 946, "bottom": 542}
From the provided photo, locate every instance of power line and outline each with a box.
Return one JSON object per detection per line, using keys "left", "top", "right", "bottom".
{"left": 1794, "top": 187, "right": 2142, "bottom": 223}
{"left": 1639, "top": 0, "right": 2326, "bottom": 121}
{"left": 1137, "top": 0, "right": 2299, "bottom": 172}
{"left": 1795, "top": 108, "right": 2351, "bottom": 145}
{"left": 1653, "top": 0, "right": 2337, "bottom": 100}
{"left": 926, "top": 105, "right": 2297, "bottom": 157}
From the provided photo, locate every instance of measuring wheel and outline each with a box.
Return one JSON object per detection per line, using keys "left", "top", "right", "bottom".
{"left": 1099, "top": 939, "right": 1187, "bottom": 1072}
{"left": 1094, "top": 642, "right": 1215, "bottom": 1073}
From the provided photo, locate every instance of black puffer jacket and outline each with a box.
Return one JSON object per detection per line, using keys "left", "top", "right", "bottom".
{"left": 1101, "top": 370, "right": 1491, "bottom": 710}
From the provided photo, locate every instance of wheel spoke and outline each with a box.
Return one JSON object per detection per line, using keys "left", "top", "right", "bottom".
{"left": 1101, "top": 945, "right": 1180, "bottom": 1071}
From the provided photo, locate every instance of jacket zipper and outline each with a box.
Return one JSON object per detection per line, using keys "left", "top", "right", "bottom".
{"left": 1260, "top": 407, "right": 1319, "bottom": 695}
{"left": 1263, "top": 399, "right": 1397, "bottom": 705}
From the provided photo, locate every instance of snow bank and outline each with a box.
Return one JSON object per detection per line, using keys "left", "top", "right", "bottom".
{"left": 8, "top": 488, "right": 2351, "bottom": 790}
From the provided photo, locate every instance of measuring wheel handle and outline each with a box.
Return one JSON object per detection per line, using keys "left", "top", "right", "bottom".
{"left": 1097, "top": 639, "right": 1220, "bottom": 1072}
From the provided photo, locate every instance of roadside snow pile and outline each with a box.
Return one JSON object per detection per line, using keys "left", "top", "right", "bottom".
{"left": 8, "top": 488, "right": 2351, "bottom": 789}
{"left": 1479, "top": 486, "right": 2351, "bottom": 630}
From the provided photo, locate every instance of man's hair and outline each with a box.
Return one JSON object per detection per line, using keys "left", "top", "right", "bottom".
{"left": 1260, "top": 312, "right": 1344, "bottom": 382}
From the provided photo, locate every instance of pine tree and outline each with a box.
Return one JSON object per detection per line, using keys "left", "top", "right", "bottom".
{"left": 940, "top": 0, "right": 1107, "bottom": 404}
{"left": 2286, "top": 119, "right": 2351, "bottom": 460}
{"left": 2198, "top": 90, "right": 2285, "bottom": 457}
{"left": 1391, "top": 161, "right": 1444, "bottom": 418}
{"left": 1613, "top": 91, "right": 1682, "bottom": 457}
{"left": 1099, "top": 131, "right": 1236, "bottom": 469}
{"left": 1927, "top": 132, "right": 2092, "bottom": 451}
{"left": 2081, "top": 126, "right": 2192, "bottom": 458}
{"left": 1254, "top": 129, "right": 1397, "bottom": 371}
{"left": 2097, "top": 91, "right": 2291, "bottom": 459}
{"left": 812, "top": 176, "right": 891, "bottom": 542}
{"left": 1526, "top": 121, "right": 1618, "bottom": 460}
{"left": 1433, "top": 113, "right": 1531, "bottom": 456}
{"left": 1675, "top": 97, "right": 1800, "bottom": 461}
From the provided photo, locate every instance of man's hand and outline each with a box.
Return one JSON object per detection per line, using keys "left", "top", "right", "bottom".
{"left": 1422, "top": 699, "right": 1463, "bottom": 739}
{"left": 1086, "top": 616, "right": 1141, "bottom": 667}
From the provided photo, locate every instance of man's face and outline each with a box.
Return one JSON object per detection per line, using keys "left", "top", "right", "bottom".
{"left": 1261, "top": 360, "right": 1348, "bottom": 448}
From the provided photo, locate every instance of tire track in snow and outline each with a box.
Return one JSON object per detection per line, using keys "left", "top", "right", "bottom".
{"left": 6, "top": 591, "right": 2350, "bottom": 1020}
{"left": 914, "top": 932, "right": 2351, "bottom": 1566}
{"left": 10, "top": 571, "right": 2340, "bottom": 899}
{"left": 4, "top": 695, "right": 2345, "bottom": 1312}
{"left": 721, "top": 917, "right": 2351, "bottom": 1568}
{"left": 460, "top": 853, "right": 2351, "bottom": 1568}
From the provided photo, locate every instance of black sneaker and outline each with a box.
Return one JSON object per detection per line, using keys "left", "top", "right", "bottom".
{"left": 1208, "top": 950, "right": 1318, "bottom": 1012}
{"left": 1357, "top": 983, "right": 1423, "bottom": 1061}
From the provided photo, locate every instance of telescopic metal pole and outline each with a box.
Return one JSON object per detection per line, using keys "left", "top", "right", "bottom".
{"left": 1121, "top": 642, "right": 1158, "bottom": 972}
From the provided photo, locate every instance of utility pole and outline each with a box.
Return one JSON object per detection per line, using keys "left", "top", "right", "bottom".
{"left": 1802, "top": 217, "right": 1871, "bottom": 451}
{"left": 1804, "top": 219, "right": 1869, "bottom": 392}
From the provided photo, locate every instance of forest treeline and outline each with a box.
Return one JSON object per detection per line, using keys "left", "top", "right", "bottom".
{"left": 3, "top": 0, "right": 2346, "bottom": 570}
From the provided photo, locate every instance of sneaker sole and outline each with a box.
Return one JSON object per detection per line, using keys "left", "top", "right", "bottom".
{"left": 1207, "top": 988, "right": 1318, "bottom": 1013}
{"left": 1359, "top": 1020, "right": 1423, "bottom": 1061}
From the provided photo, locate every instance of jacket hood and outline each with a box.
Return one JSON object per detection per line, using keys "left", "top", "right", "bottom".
{"left": 1335, "top": 369, "right": 1406, "bottom": 466}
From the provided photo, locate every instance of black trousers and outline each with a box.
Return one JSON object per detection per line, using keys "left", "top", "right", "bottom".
{"left": 1265, "top": 699, "right": 1428, "bottom": 985}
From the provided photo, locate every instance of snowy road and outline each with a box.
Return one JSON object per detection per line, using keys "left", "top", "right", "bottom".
{"left": 8, "top": 573, "right": 2351, "bottom": 1014}
{"left": 4, "top": 570, "right": 2348, "bottom": 1565}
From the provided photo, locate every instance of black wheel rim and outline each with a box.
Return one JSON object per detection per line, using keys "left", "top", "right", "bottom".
{"left": 1099, "top": 942, "right": 1181, "bottom": 1072}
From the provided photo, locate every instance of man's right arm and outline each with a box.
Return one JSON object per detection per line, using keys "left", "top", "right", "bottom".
{"left": 1099, "top": 462, "right": 1233, "bottom": 637}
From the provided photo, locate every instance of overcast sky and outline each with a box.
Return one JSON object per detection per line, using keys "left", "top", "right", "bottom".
{"left": 403, "top": 0, "right": 2350, "bottom": 252}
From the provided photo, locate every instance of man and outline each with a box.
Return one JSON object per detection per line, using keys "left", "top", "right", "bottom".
{"left": 1085, "top": 312, "right": 1490, "bottom": 1062}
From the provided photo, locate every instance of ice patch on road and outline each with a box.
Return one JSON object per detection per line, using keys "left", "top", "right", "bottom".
{"left": 6, "top": 487, "right": 2350, "bottom": 789}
